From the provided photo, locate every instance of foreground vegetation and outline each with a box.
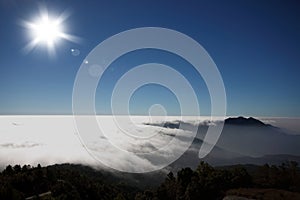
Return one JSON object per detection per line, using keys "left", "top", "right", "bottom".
{"left": 0, "top": 161, "right": 299, "bottom": 199}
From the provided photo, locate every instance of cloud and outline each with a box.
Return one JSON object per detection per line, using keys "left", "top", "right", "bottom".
{"left": 0, "top": 116, "right": 224, "bottom": 171}
{"left": 0, "top": 116, "right": 299, "bottom": 172}
{"left": 0, "top": 141, "right": 41, "bottom": 149}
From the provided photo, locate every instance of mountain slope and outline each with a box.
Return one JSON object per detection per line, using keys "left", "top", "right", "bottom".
{"left": 147, "top": 116, "right": 300, "bottom": 167}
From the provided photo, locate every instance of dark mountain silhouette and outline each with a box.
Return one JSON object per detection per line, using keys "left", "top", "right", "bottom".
{"left": 225, "top": 116, "right": 268, "bottom": 126}
{"left": 203, "top": 154, "right": 300, "bottom": 166}
{"left": 146, "top": 116, "right": 300, "bottom": 167}
{"left": 216, "top": 118, "right": 300, "bottom": 157}
{"left": 146, "top": 116, "right": 270, "bottom": 129}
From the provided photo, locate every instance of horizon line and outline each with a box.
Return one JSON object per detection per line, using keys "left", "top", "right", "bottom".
{"left": 0, "top": 114, "right": 299, "bottom": 119}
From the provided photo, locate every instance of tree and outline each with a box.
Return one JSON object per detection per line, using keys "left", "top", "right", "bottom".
{"left": 3, "top": 165, "right": 14, "bottom": 175}
{"left": 13, "top": 165, "right": 21, "bottom": 173}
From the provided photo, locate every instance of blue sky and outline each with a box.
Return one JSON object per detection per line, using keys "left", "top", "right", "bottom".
{"left": 0, "top": 0, "right": 299, "bottom": 116}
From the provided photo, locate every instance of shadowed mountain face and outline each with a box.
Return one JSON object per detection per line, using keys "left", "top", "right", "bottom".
{"left": 216, "top": 117, "right": 300, "bottom": 157}
{"left": 146, "top": 117, "right": 300, "bottom": 168}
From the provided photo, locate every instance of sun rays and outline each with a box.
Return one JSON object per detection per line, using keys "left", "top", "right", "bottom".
{"left": 21, "top": 6, "right": 80, "bottom": 57}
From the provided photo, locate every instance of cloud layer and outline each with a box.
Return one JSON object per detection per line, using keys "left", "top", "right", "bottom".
{"left": 0, "top": 116, "right": 299, "bottom": 172}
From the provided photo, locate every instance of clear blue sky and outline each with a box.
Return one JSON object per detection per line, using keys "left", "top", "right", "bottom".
{"left": 0, "top": 0, "right": 299, "bottom": 117}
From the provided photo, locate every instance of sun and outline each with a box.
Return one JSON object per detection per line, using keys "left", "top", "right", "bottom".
{"left": 31, "top": 15, "right": 63, "bottom": 46}
{"left": 22, "top": 7, "right": 80, "bottom": 56}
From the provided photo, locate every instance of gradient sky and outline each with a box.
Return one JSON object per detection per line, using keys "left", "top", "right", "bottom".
{"left": 0, "top": 0, "right": 299, "bottom": 116}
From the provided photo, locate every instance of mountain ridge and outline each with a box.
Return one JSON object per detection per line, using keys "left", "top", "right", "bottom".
{"left": 225, "top": 116, "right": 269, "bottom": 126}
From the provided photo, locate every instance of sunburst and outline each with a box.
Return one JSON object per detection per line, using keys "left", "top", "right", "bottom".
{"left": 22, "top": 6, "right": 80, "bottom": 57}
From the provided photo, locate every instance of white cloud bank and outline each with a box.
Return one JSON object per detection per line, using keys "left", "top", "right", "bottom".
{"left": 0, "top": 116, "right": 299, "bottom": 172}
{"left": 0, "top": 116, "right": 201, "bottom": 172}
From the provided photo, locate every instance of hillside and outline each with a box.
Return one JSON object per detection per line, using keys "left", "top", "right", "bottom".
{"left": 1, "top": 161, "right": 300, "bottom": 199}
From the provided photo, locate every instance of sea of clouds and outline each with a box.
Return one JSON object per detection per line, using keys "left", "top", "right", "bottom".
{"left": 0, "top": 116, "right": 202, "bottom": 171}
{"left": 0, "top": 115, "right": 299, "bottom": 172}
